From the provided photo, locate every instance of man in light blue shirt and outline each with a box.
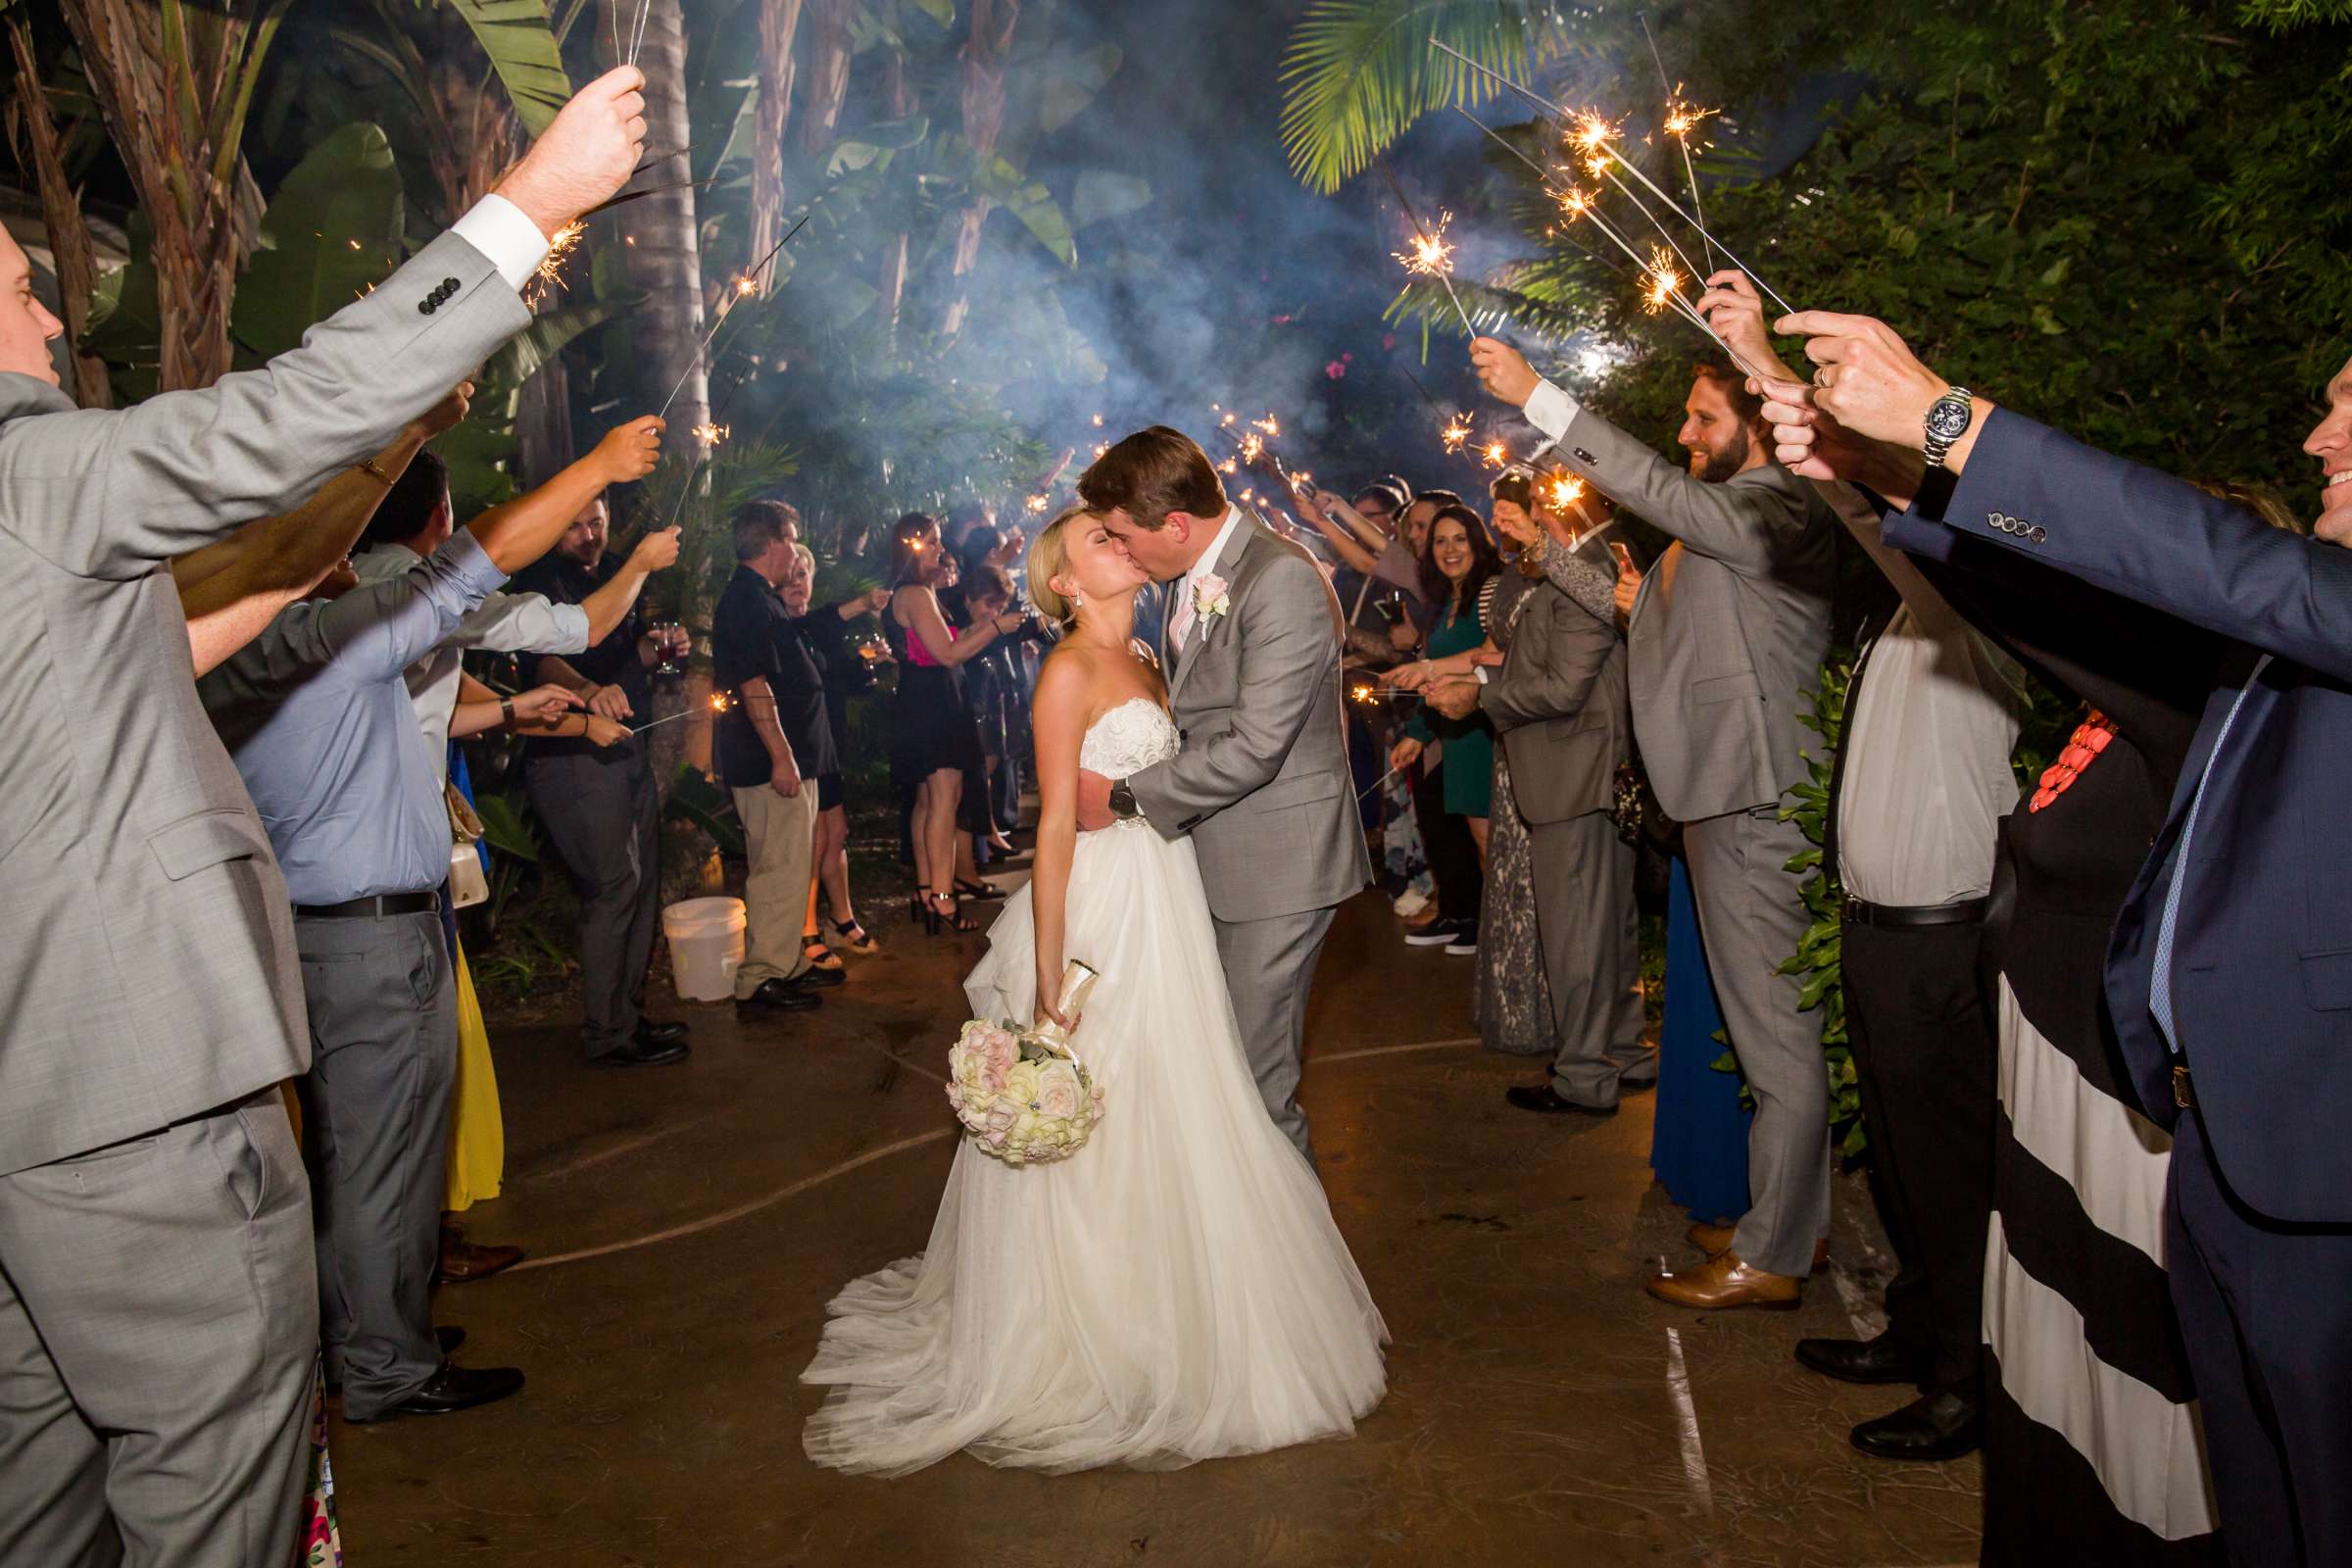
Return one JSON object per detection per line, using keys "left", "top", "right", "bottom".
{"left": 200, "top": 415, "right": 660, "bottom": 1423}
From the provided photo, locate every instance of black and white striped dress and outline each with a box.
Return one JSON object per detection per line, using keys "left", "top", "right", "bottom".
{"left": 1916, "top": 554, "right": 2223, "bottom": 1564}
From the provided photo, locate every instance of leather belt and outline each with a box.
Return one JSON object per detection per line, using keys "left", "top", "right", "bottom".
{"left": 1841, "top": 896, "right": 1990, "bottom": 930}
{"left": 293, "top": 891, "right": 441, "bottom": 920}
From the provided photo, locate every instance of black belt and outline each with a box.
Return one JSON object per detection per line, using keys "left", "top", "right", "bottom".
{"left": 293, "top": 891, "right": 441, "bottom": 920}
{"left": 1841, "top": 896, "right": 1989, "bottom": 930}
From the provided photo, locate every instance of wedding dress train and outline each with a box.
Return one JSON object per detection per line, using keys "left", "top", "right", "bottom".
{"left": 802, "top": 699, "right": 1388, "bottom": 1474}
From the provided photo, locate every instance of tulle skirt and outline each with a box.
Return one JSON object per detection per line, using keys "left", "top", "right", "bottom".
{"left": 802, "top": 821, "right": 1389, "bottom": 1475}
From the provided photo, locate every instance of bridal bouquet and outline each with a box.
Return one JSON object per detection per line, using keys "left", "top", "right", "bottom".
{"left": 946, "top": 961, "right": 1105, "bottom": 1166}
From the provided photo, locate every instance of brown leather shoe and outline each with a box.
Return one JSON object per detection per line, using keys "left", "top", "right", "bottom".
{"left": 436, "top": 1226, "right": 525, "bottom": 1285}
{"left": 1646, "top": 1249, "right": 1802, "bottom": 1311}
{"left": 1687, "top": 1221, "right": 1829, "bottom": 1271}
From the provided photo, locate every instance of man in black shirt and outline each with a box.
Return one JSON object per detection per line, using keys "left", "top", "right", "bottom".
{"left": 713, "top": 501, "right": 842, "bottom": 1012}
{"left": 514, "top": 496, "right": 692, "bottom": 1066}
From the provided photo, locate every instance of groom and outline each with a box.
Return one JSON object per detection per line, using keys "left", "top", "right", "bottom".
{"left": 1074, "top": 427, "right": 1371, "bottom": 1160}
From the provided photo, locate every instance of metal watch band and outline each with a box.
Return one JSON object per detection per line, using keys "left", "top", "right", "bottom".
{"left": 1924, "top": 386, "right": 1974, "bottom": 469}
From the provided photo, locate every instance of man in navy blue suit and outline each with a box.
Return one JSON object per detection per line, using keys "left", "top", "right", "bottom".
{"left": 1757, "top": 319, "right": 2352, "bottom": 1568}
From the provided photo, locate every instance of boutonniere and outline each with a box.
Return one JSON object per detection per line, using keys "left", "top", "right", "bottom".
{"left": 1193, "top": 572, "right": 1232, "bottom": 621}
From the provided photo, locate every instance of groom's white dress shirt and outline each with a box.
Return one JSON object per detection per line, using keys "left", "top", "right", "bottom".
{"left": 1170, "top": 507, "right": 1244, "bottom": 654}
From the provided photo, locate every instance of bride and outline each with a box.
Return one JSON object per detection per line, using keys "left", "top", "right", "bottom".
{"left": 802, "top": 507, "right": 1389, "bottom": 1475}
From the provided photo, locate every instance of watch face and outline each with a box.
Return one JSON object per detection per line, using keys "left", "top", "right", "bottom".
{"left": 1927, "top": 395, "right": 1972, "bottom": 441}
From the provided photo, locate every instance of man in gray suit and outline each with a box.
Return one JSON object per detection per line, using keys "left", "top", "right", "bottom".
{"left": 0, "top": 70, "right": 645, "bottom": 1564}
{"left": 1474, "top": 338, "right": 1837, "bottom": 1310}
{"left": 1074, "top": 427, "right": 1372, "bottom": 1162}
{"left": 1434, "top": 564, "right": 1647, "bottom": 1115}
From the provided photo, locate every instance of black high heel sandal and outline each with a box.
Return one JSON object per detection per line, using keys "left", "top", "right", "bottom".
{"left": 928, "top": 893, "right": 980, "bottom": 933}
{"left": 909, "top": 892, "right": 938, "bottom": 936}
{"left": 954, "top": 877, "right": 1007, "bottom": 903}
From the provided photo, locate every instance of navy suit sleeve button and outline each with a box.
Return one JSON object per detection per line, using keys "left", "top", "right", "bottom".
{"left": 2028, "top": 525, "right": 2048, "bottom": 545}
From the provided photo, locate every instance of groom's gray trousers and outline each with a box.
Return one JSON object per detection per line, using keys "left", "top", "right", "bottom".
{"left": 1213, "top": 907, "right": 1339, "bottom": 1162}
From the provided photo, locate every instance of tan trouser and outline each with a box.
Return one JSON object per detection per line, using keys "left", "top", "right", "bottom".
{"left": 733, "top": 782, "right": 817, "bottom": 994}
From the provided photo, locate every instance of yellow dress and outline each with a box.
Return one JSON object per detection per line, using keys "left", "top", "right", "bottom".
{"left": 443, "top": 938, "right": 506, "bottom": 1211}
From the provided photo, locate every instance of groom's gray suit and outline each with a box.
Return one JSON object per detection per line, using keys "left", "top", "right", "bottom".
{"left": 0, "top": 228, "right": 530, "bottom": 1565}
{"left": 1127, "top": 515, "right": 1371, "bottom": 1159}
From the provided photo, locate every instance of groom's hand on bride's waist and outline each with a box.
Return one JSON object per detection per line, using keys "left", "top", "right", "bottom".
{"left": 1074, "top": 768, "right": 1116, "bottom": 831}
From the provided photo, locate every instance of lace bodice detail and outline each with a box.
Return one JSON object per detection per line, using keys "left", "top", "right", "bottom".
{"left": 1080, "top": 698, "right": 1181, "bottom": 778}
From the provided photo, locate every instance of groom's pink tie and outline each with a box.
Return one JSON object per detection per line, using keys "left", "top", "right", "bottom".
{"left": 1168, "top": 580, "right": 1196, "bottom": 654}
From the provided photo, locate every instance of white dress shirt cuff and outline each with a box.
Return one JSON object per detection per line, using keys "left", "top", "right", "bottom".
{"left": 450, "top": 194, "right": 552, "bottom": 295}
{"left": 1524, "top": 379, "right": 1581, "bottom": 442}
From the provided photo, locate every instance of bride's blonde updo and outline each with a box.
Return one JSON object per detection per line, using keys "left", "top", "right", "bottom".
{"left": 1025, "top": 506, "right": 1096, "bottom": 631}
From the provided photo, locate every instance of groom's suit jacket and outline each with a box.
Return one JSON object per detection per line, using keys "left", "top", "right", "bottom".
{"left": 1130, "top": 519, "right": 1371, "bottom": 924}
{"left": 0, "top": 230, "right": 530, "bottom": 1175}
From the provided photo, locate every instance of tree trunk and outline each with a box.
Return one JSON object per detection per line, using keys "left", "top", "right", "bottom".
{"left": 749, "top": 0, "right": 805, "bottom": 271}
{"left": 942, "top": 0, "right": 1018, "bottom": 341}
{"left": 874, "top": 45, "right": 910, "bottom": 350}
{"left": 798, "top": 0, "right": 856, "bottom": 158}
{"left": 624, "top": 0, "right": 710, "bottom": 455}
{"left": 62, "top": 0, "right": 277, "bottom": 392}
{"left": 7, "top": 19, "right": 109, "bottom": 407}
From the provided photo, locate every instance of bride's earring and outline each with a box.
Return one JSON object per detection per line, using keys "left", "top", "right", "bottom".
{"left": 1069, "top": 590, "right": 1085, "bottom": 610}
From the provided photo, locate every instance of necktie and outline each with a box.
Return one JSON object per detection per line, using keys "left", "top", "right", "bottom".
{"left": 2149, "top": 654, "right": 2271, "bottom": 1055}
{"left": 1169, "top": 578, "right": 1196, "bottom": 654}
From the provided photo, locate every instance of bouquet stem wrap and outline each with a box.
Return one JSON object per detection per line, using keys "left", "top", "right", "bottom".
{"left": 945, "top": 960, "right": 1107, "bottom": 1165}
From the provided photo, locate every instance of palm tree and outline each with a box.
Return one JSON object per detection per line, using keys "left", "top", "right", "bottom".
{"left": 619, "top": 0, "right": 710, "bottom": 454}
{"left": 941, "top": 0, "right": 1017, "bottom": 340}
{"left": 1276, "top": 0, "right": 1581, "bottom": 195}
{"left": 748, "top": 0, "right": 805, "bottom": 270}
{"left": 59, "top": 0, "right": 289, "bottom": 391}
{"left": 5, "top": 17, "right": 110, "bottom": 406}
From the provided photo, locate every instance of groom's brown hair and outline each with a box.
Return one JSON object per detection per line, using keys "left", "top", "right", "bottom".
{"left": 1078, "top": 425, "right": 1226, "bottom": 531}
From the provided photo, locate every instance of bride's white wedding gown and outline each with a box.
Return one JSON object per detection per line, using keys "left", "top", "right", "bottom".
{"left": 802, "top": 698, "right": 1388, "bottom": 1475}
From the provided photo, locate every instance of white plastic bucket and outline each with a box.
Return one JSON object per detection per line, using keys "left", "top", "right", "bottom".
{"left": 662, "top": 897, "right": 747, "bottom": 1003}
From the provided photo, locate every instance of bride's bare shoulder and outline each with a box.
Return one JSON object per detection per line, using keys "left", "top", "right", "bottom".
{"left": 1038, "top": 643, "right": 1161, "bottom": 727}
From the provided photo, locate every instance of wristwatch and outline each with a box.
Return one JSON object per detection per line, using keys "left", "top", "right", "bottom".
{"left": 1107, "top": 777, "right": 1140, "bottom": 820}
{"left": 499, "top": 697, "right": 515, "bottom": 728}
{"left": 1923, "top": 386, "right": 1975, "bottom": 468}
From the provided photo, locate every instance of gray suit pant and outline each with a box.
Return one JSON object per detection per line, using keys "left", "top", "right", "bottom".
{"left": 0, "top": 1092, "right": 316, "bottom": 1567}
{"left": 1683, "top": 806, "right": 1830, "bottom": 1279}
{"left": 1212, "top": 906, "right": 1337, "bottom": 1164}
{"left": 296, "top": 909, "right": 457, "bottom": 1420}
{"left": 528, "top": 745, "right": 662, "bottom": 1057}
{"left": 1534, "top": 812, "right": 1652, "bottom": 1108}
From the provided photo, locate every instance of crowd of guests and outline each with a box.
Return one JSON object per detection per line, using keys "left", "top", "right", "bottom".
{"left": 1216, "top": 267, "right": 2345, "bottom": 1565}
{"left": 5, "top": 49, "right": 2345, "bottom": 1568}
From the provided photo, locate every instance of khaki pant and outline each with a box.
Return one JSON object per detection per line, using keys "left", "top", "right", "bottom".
{"left": 734, "top": 782, "right": 817, "bottom": 995}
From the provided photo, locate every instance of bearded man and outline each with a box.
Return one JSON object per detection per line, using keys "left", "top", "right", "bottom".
{"left": 1473, "top": 341, "right": 1838, "bottom": 1311}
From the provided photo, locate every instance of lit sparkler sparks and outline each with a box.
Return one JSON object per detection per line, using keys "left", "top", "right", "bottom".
{"left": 1219, "top": 459, "right": 1240, "bottom": 475}
{"left": 633, "top": 689, "right": 732, "bottom": 735}
{"left": 692, "top": 420, "right": 730, "bottom": 448}
{"left": 1091, "top": 413, "right": 1105, "bottom": 427}
{"left": 1441, "top": 415, "right": 1474, "bottom": 454}
{"left": 1481, "top": 441, "right": 1511, "bottom": 470}
{"left": 1642, "top": 249, "right": 1685, "bottom": 315}
{"left": 530, "top": 220, "right": 586, "bottom": 304}
{"left": 1390, "top": 209, "right": 1478, "bottom": 337}
{"left": 1250, "top": 414, "right": 1282, "bottom": 438}
{"left": 1545, "top": 472, "right": 1588, "bottom": 510}
{"left": 1024, "top": 494, "right": 1050, "bottom": 515}
{"left": 1239, "top": 432, "right": 1264, "bottom": 466}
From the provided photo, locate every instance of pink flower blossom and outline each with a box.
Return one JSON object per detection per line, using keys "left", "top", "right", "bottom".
{"left": 1325, "top": 361, "right": 1348, "bottom": 380}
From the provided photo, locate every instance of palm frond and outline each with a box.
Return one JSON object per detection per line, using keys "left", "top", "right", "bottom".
{"left": 1277, "top": 0, "right": 1582, "bottom": 195}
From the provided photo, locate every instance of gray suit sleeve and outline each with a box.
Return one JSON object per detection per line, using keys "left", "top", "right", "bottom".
{"left": 1480, "top": 593, "right": 1606, "bottom": 732}
{"left": 0, "top": 231, "right": 529, "bottom": 581}
{"left": 1128, "top": 553, "right": 1340, "bottom": 834}
{"left": 1559, "top": 407, "right": 1813, "bottom": 573}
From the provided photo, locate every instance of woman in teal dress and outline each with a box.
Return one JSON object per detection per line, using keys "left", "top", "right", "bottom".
{"left": 1389, "top": 504, "right": 1502, "bottom": 856}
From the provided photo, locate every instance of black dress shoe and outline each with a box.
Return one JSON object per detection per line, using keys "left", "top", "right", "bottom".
{"left": 1795, "top": 1334, "right": 1934, "bottom": 1387}
{"left": 590, "top": 1035, "right": 691, "bottom": 1067}
{"left": 1504, "top": 1083, "right": 1616, "bottom": 1117}
{"left": 347, "top": 1362, "right": 524, "bottom": 1422}
{"left": 1851, "top": 1391, "right": 1982, "bottom": 1461}
{"left": 328, "top": 1327, "right": 466, "bottom": 1395}
{"left": 795, "top": 964, "right": 847, "bottom": 991}
{"left": 637, "top": 1018, "right": 689, "bottom": 1044}
{"left": 738, "top": 978, "right": 820, "bottom": 1012}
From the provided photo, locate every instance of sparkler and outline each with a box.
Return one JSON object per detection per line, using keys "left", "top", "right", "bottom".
{"left": 1481, "top": 440, "right": 1510, "bottom": 470}
{"left": 1091, "top": 413, "right": 1105, "bottom": 427}
{"left": 1426, "top": 36, "right": 1798, "bottom": 318}
{"left": 656, "top": 216, "right": 808, "bottom": 421}
{"left": 1390, "top": 209, "right": 1478, "bottom": 337}
{"left": 1440, "top": 416, "right": 1474, "bottom": 455}
{"left": 528, "top": 220, "right": 587, "bottom": 305}
{"left": 1642, "top": 12, "right": 1720, "bottom": 273}
{"left": 633, "top": 691, "right": 733, "bottom": 736}
{"left": 1024, "top": 494, "right": 1050, "bottom": 515}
